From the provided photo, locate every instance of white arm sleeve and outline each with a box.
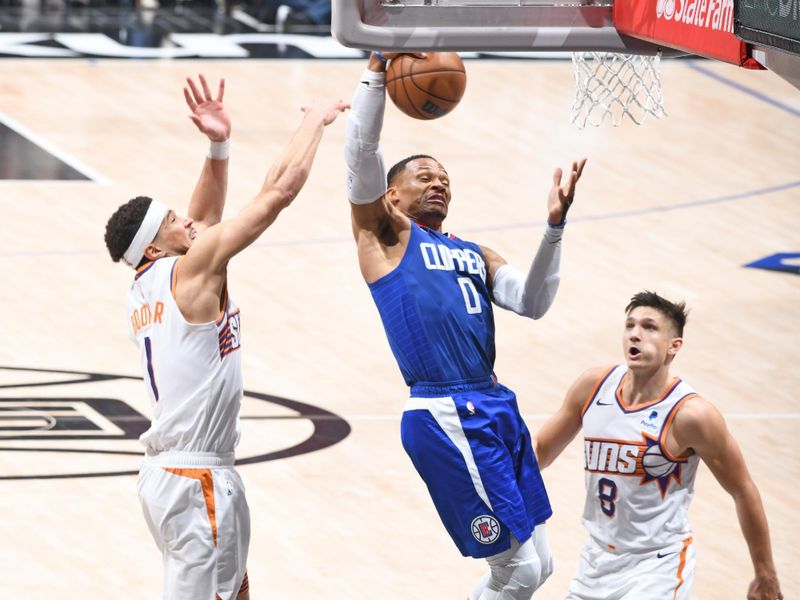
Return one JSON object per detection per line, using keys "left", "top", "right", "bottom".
{"left": 491, "top": 224, "right": 564, "bottom": 319}
{"left": 345, "top": 69, "right": 388, "bottom": 205}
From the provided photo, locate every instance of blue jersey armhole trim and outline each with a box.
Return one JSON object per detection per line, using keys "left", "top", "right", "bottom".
{"left": 367, "top": 217, "right": 418, "bottom": 291}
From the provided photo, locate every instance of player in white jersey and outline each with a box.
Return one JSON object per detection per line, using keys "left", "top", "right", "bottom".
{"left": 103, "top": 74, "right": 348, "bottom": 600}
{"left": 534, "top": 291, "right": 782, "bottom": 600}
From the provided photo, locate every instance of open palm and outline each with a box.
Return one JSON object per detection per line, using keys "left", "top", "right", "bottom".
{"left": 184, "top": 74, "right": 231, "bottom": 142}
{"left": 548, "top": 158, "right": 587, "bottom": 226}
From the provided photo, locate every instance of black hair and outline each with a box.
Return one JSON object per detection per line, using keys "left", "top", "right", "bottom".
{"left": 104, "top": 196, "right": 153, "bottom": 266}
{"left": 386, "top": 154, "right": 438, "bottom": 186}
{"left": 625, "top": 291, "right": 688, "bottom": 337}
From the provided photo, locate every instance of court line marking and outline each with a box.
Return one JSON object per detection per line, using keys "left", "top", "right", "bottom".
{"left": 686, "top": 60, "right": 800, "bottom": 118}
{"left": 2, "top": 178, "right": 797, "bottom": 259}
{"left": 242, "top": 412, "right": 800, "bottom": 421}
{"left": 0, "top": 111, "right": 110, "bottom": 185}
{"left": 458, "top": 179, "right": 800, "bottom": 234}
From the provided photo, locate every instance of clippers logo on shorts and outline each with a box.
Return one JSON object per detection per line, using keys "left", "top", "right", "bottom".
{"left": 471, "top": 515, "right": 500, "bottom": 544}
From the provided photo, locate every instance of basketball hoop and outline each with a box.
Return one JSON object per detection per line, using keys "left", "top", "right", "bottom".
{"left": 570, "top": 51, "right": 666, "bottom": 128}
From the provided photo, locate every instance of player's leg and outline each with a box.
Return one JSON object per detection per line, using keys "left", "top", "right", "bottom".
{"left": 401, "top": 400, "right": 516, "bottom": 557}
{"left": 212, "top": 467, "right": 251, "bottom": 600}
{"left": 216, "top": 572, "right": 249, "bottom": 600}
{"left": 530, "top": 523, "right": 554, "bottom": 584}
{"left": 463, "top": 388, "right": 553, "bottom": 599}
{"left": 468, "top": 524, "right": 552, "bottom": 600}
{"left": 402, "top": 389, "right": 551, "bottom": 598}
{"left": 138, "top": 464, "right": 218, "bottom": 599}
{"left": 235, "top": 570, "right": 250, "bottom": 599}
{"left": 564, "top": 538, "right": 623, "bottom": 600}
{"left": 618, "top": 538, "right": 696, "bottom": 600}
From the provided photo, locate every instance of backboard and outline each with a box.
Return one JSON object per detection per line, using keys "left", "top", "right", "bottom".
{"left": 331, "top": 0, "right": 800, "bottom": 126}
{"left": 331, "top": 0, "right": 671, "bottom": 54}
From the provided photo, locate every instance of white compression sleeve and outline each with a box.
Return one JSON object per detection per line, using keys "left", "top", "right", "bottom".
{"left": 345, "top": 69, "right": 388, "bottom": 205}
{"left": 468, "top": 533, "right": 548, "bottom": 600}
{"left": 491, "top": 224, "right": 564, "bottom": 319}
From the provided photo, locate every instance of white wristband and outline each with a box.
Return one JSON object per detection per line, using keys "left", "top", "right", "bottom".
{"left": 208, "top": 138, "right": 230, "bottom": 160}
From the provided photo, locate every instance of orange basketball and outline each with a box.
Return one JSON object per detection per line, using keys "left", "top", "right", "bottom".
{"left": 386, "top": 52, "right": 467, "bottom": 120}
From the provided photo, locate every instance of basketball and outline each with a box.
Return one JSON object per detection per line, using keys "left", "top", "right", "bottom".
{"left": 386, "top": 52, "right": 467, "bottom": 120}
{"left": 642, "top": 445, "right": 677, "bottom": 479}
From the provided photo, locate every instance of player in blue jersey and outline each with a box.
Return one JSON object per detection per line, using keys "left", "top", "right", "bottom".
{"left": 344, "top": 51, "right": 586, "bottom": 599}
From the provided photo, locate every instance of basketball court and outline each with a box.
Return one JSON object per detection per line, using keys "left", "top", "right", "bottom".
{"left": 0, "top": 2, "right": 798, "bottom": 598}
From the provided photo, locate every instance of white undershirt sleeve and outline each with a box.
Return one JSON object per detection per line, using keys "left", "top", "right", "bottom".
{"left": 491, "top": 224, "right": 564, "bottom": 319}
{"left": 345, "top": 69, "right": 388, "bottom": 205}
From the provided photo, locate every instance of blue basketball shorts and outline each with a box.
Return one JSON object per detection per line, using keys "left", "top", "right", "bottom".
{"left": 401, "top": 379, "right": 552, "bottom": 558}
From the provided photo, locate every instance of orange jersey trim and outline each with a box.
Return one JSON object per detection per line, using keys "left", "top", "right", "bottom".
{"left": 134, "top": 260, "right": 156, "bottom": 280}
{"left": 615, "top": 374, "right": 681, "bottom": 413}
{"left": 581, "top": 366, "right": 618, "bottom": 417}
{"left": 164, "top": 468, "right": 218, "bottom": 546}
{"left": 660, "top": 393, "right": 700, "bottom": 462}
{"left": 169, "top": 257, "right": 182, "bottom": 301}
{"left": 673, "top": 536, "right": 694, "bottom": 598}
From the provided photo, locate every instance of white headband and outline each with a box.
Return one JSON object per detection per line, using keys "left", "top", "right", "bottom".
{"left": 122, "top": 200, "right": 169, "bottom": 268}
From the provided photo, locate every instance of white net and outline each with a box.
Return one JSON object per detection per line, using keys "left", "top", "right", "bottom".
{"left": 570, "top": 51, "right": 666, "bottom": 128}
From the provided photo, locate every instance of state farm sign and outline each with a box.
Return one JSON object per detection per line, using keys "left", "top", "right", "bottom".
{"left": 615, "top": 0, "right": 763, "bottom": 67}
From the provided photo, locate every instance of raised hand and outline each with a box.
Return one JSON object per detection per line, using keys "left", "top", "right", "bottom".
{"left": 184, "top": 74, "right": 231, "bottom": 142}
{"left": 301, "top": 96, "right": 350, "bottom": 126}
{"left": 548, "top": 158, "right": 587, "bottom": 227}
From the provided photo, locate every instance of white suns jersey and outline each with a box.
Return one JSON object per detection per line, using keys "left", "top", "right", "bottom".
{"left": 580, "top": 365, "right": 701, "bottom": 553}
{"left": 127, "top": 256, "right": 243, "bottom": 455}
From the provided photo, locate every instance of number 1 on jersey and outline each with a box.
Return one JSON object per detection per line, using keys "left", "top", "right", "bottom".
{"left": 457, "top": 277, "right": 482, "bottom": 314}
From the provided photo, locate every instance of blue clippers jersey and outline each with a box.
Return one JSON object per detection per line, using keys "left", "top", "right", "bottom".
{"left": 368, "top": 221, "right": 496, "bottom": 387}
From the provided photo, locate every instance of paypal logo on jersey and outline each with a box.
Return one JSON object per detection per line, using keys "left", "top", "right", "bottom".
{"left": 420, "top": 242, "right": 486, "bottom": 281}
{"left": 640, "top": 410, "right": 659, "bottom": 431}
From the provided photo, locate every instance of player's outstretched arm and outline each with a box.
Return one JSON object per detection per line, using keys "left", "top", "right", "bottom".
{"left": 345, "top": 52, "right": 392, "bottom": 237}
{"left": 203, "top": 95, "right": 348, "bottom": 266}
{"left": 184, "top": 74, "right": 232, "bottom": 229}
{"left": 345, "top": 53, "right": 423, "bottom": 233}
{"left": 345, "top": 52, "right": 423, "bottom": 283}
{"left": 533, "top": 367, "right": 604, "bottom": 469}
{"left": 486, "top": 158, "right": 587, "bottom": 320}
{"left": 173, "top": 96, "right": 347, "bottom": 323}
{"left": 671, "top": 399, "right": 783, "bottom": 600}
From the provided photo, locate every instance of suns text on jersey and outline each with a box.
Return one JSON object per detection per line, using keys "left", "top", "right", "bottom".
{"left": 584, "top": 439, "right": 646, "bottom": 475}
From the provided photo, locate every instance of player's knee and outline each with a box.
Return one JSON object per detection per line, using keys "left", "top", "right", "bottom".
{"left": 536, "top": 542, "right": 554, "bottom": 584}
{"left": 539, "top": 551, "right": 554, "bottom": 584}
{"left": 508, "top": 558, "right": 543, "bottom": 595}
{"left": 486, "top": 551, "right": 543, "bottom": 599}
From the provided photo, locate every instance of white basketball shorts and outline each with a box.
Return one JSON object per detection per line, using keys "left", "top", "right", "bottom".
{"left": 565, "top": 535, "right": 695, "bottom": 600}
{"left": 137, "top": 452, "right": 250, "bottom": 600}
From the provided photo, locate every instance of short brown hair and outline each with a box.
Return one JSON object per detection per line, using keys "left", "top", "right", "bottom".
{"left": 625, "top": 291, "right": 688, "bottom": 337}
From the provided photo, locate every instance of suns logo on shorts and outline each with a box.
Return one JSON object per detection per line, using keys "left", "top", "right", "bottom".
{"left": 471, "top": 515, "right": 500, "bottom": 544}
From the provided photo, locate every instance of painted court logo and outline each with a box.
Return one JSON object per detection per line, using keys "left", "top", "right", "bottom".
{"left": 0, "top": 366, "right": 351, "bottom": 480}
{"left": 471, "top": 515, "right": 500, "bottom": 544}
